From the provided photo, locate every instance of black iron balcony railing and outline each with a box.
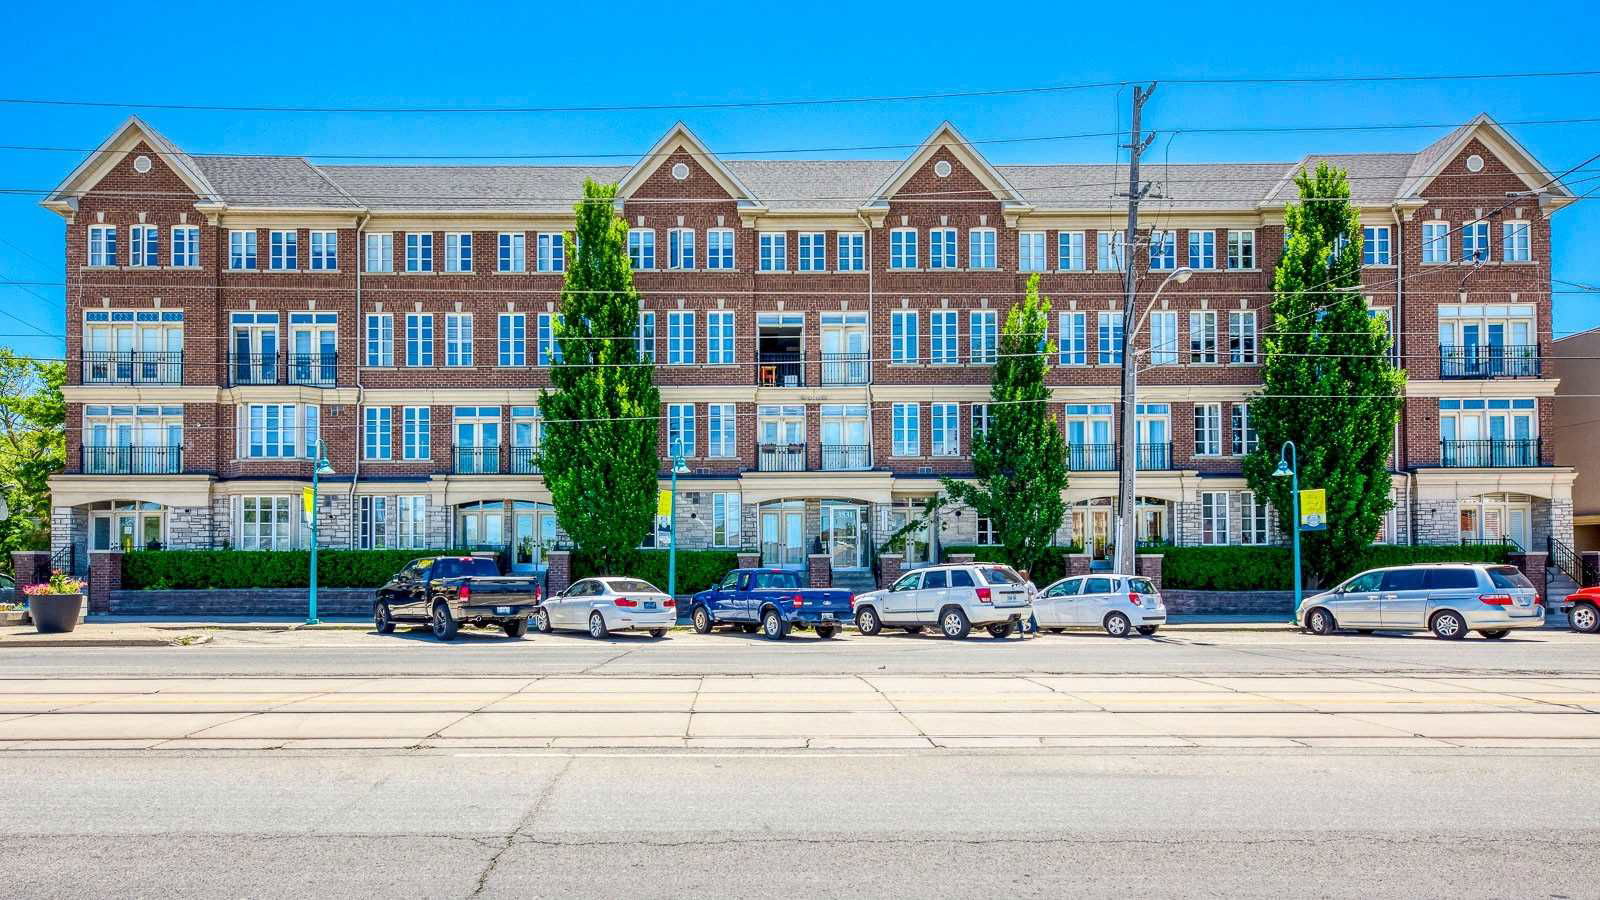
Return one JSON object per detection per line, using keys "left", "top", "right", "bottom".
{"left": 1137, "top": 442, "right": 1172, "bottom": 471}
{"left": 81, "top": 445, "right": 182, "bottom": 474}
{"left": 228, "top": 352, "right": 279, "bottom": 386}
{"left": 757, "top": 443, "right": 807, "bottom": 472}
{"left": 1068, "top": 443, "right": 1117, "bottom": 472}
{"left": 820, "top": 352, "right": 869, "bottom": 386}
{"left": 1439, "top": 438, "right": 1542, "bottom": 468}
{"left": 288, "top": 352, "right": 337, "bottom": 387}
{"left": 509, "top": 446, "right": 541, "bottom": 474}
{"left": 81, "top": 350, "right": 183, "bottom": 385}
{"left": 1439, "top": 344, "right": 1541, "bottom": 379}
{"left": 454, "top": 446, "right": 502, "bottom": 475}
{"left": 757, "top": 352, "right": 804, "bottom": 387}
{"left": 821, "top": 444, "right": 871, "bottom": 471}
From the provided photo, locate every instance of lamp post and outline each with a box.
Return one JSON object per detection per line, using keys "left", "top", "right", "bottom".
{"left": 1114, "top": 266, "right": 1194, "bottom": 574}
{"left": 1272, "top": 441, "right": 1302, "bottom": 624}
{"left": 306, "top": 440, "right": 334, "bottom": 626}
{"left": 666, "top": 440, "right": 689, "bottom": 600}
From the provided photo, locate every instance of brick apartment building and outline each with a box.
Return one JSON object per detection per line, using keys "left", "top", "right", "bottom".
{"left": 42, "top": 115, "right": 1578, "bottom": 587}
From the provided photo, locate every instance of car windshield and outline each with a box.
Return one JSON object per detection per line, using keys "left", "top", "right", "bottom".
{"left": 750, "top": 571, "right": 803, "bottom": 590}
{"left": 451, "top": 558, "right": 501, "bottom": 578}
{"left": 606, "top": 579, "right": 659, "bottom": 594}
{"left": 1487, "top": 566, "right": 1534, "bottom": 589}
{"left": 1128, "top": 578, "right": 1158, "bottom": 595}
{"left": 978, "top": 566, "right": 1024, "bottom": 585}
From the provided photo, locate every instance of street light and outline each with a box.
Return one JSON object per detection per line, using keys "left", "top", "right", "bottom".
{"left": 666, "top": 440, "right": 689, "bottom": 601}
{"left": 306, "top": 440, "right": 334, "bottom": 626}
{"left": 1113, "top": 266, "right": 1194, "bottom": 574}
{"left": 1273, "top": 441, "right": 1302, "bottom": 625}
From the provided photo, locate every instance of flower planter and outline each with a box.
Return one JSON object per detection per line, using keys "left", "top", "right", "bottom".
{"left": 29, "top": 594, "right": 84, "bottom": 633}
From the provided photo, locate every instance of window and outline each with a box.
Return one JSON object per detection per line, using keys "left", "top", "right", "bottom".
{"left": 80, "top": 403, "right": 184, "bottom": 473}
{"left": 1058, "top": 231, "right": 1086, "bottom": 271}
{"left": 310, "top": 230, "right": 337, "bottom": 270}
{"left": 1059, "top": 312, "right": 1087, "bottom": 365}
{"left": 891, "top": 311, "right": 918, "bottom": 363}
{"left": 759, "top": 232, "right": 787, "bottom": 271}
{"left": 1148, "top": 230, "right": 1176, "bottom": 270}
{"left": 365, "top": 233, "right": 393, "bottom": 272}
{"left": 890, "top": 228, "right": 917, "bottom": 269}
{"left": 972, "top": 403, "right": 991, "bottom": 439}
{"left": 269, "top": 230, "right": 297, "bottom": 270}
{"left": 969, "top": 310, "right": 997, "bottom": 364}
{"left": 129, "top": 224, "right": 158, "bottom": 268}
{"left": 797, "top": 232, "right": 825, "bottom": 271}
{"left": 1362, "top": 226, "right": 1391, "bottom": 266}
{"left": 636, "top": 311, "right": 656, "bottom": 362}
{"left": 1096, "top": 230, "right": 1125, "bottom": 271}
{"left": 365, "top": 313, "right": 393, "bottom": 367}
{"left": 1231, "top": 404, "right": 1258, "bottom": 455}
{"left": 929, "top": 227, "right": 957, "bottom": 269}
{"left": 537, "top": 313, "right": 564, "bottom": 366}
{"left": 358, "top": 496, "right": 389, "bottom": 550}
{"left": 1201, "top": 491, "right": 1229, "bottom": 545}
{"left": 405, "top": 313, "right": 433, "bottom": 367}
{"left": 239, "top": 496, "right": 292, "bottom": 550}
{"left": 1228, "top": 311, "right": 1257, "bottom": 364}
{"left": 837, "top": 233, "right": 865, "bottom": 271}
{"left": 402, "top": 406, "right": 431, "bottom": 460}
{"left": 930, "top": 402, "right": 959, "bottom": 456}
{"left": 707, "top": 228, "right": 735, "bottom": 269}
{"left": 453, "top": 406, "right": 501, "bottom": 474}
{"left": 510, "top": 407, "right": 542, "bottom": 466}
{"left": 498, "top": 232, "right": 526, "bottom": 272}
{"left": 536, "top": 233, "right": 564, "bottom": 272}
{"left": 706, "top": 311, "right": 734, "bottom": 365}
{"left": 929, "top": 310, "right": 958, "bottom": 364}
{"left": 667, "top": 403, "right": 695, "bottom": 457}
{"left": 405, "top": 233, "right": 433, "bottom": 272}
{"left": 1097, "top": 312, "right": 1123, "bottom": 365}
{"left": 228, "top": 229, "right": 256, "bottom": 270}
{"left": 668, "top": 228, "right": 696, "bottom": 270}
{"left": 1149, "top": 311, "right": 1178, "bottom": 365}
{"left": 1502, "top": 221, "right": 1531, "bottom": 262}
{"left": 1189, "top": 311, "right": 1217, "bottom": 364}
{"left": 1226, "top": 230, "right": 1255, "bottom": 270}
{"left": 892, "top": 403, "right": 920, "bottom": 456}
{"left": 977, "top": 516, "right": 997, "bottom": 545}
{"left": 498, "top": 314, "right": 525, "bottom": 366}
{"left": 170, "top": 226, "right": 199, "bottom": 267}
{"left": 1438, "top": 397, "right": 1538, "bottom": 466}
{"left": 396, "top": 496, "right": 428, "bottom": 548}
{"left": 969, "top": 228, "right": 996, "bottom": 269}
{"left": 1188, "top": 230, "right": 1216, "bottom": 269}
{"left": 1422, "top": 222, "right": 1450, "bottom": 263}
{"left": 628, "top": 229, "right": 656, "bottom": 270}
{"left": 87, "top": 225, "right": 118, "bottom": 266}
{"left": 707, "top": 403, "right": 736, "bottom": 457}
{"left": 444, "top": 233, "right": 472, "bottom": 272}
{"left": 1240, "top": 491, "right": 1269, "bottom": 545}
{"left": 364, "top": 407, "right": 392, "bottom": 460}
{"left": 662, "top": 310, "right": 692, "bottom": 365}
{"left": 444, "top": 313, "right": 473, "bottom": 367}
{"left": 1462, "top": 220, "right": 1490, "bottom": 263}
{"left": 710, "top": 492, "right": 741, "bottom": 546}
{"left": 1017, "top": 231, "right": 1046, "bottom": 272}
{"left": 242, "top": 403, "right": 318, "bottom": 458}
{"left": 1194, "top": 403, "right": 1221, "bottom": 455}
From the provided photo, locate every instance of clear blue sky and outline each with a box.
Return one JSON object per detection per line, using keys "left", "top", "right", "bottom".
{"left": 1, "top": 0, "right": 1596, "bottom": 363}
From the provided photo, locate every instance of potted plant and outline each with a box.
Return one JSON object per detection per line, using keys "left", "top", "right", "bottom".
{"left": 22, "top": 572, "right": 86, "bottom": 634}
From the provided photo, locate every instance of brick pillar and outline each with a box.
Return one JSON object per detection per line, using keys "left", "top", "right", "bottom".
{"left": 808, "top": 553, "right": 833, "bottom": 589}
{"left": 1507, "top": 551, "right": 1547, "bottom": 584}
{"left": 877, "top": 553, "right": 903, "bottom": 590}
{"left": 737, "top": 551, "right": 761, "bottom": 570}
{"left": 947, "top": 552, "right": 976, "bottom": 566}
{"left": 10, "top": 551, "right": 52, "bottom": 587}
{"left": 1136, "top": 554, "right": 1164, "bottom": 590}
{"left": 88, "top": 550, "right": 122, "bottom": 615}
{"left": 1583, "top": 551, "right": 1600, "bottom": 587}
{"left": 546, "top": 550, "right": 572, "bottom": 597}
{"left": 1066, "top": 553, "right": 1092, "bottom": 577}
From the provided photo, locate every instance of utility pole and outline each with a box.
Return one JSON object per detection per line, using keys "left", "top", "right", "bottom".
{"left": 1114, "top": 84, "right": 1156, "bottom": 576}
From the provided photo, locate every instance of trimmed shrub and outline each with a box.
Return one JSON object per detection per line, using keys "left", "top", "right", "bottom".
{"left": 571, "top": 548, "right": 739, "bottom": 595}
{"left": 940, "top": 545, "right": 1083, "bottom": 587}
{"left": 122, "top": 549, "right": 480, "bottom": 590}
{"left": 1159, "top": 543, "right": 1515, "bottom": 591}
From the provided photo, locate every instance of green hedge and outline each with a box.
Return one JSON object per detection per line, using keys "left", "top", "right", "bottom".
{"left": 122, "top": 549, "right": 480, "bottom": 590}
{"left": 940, "top": 545, "right": 1083, "bottom": 587}
{"left": 1158, "top": 543, "right": 1516, "bottom": 591}
{"left": 571, "top": 548, "right": 739, "bottom": 595}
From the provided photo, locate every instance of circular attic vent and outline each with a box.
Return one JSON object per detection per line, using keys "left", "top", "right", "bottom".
{"left": 1465, "top": 154, "right": 1485, "bottom": 173}
{"left": 133, "top": 155, "right": 153, "bottom": 174}
{"left": 934, "top": 160, "right": 953, "bottom": 178}
{"left": 671, "top": 162, "right": 690, "bottom": 181}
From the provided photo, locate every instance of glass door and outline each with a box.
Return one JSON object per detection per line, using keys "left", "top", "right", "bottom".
{"left": 512, "top": 513, "right": 536, "bottom": 573}
{"left": 822, "top": 506, "right": 863, "bottom": 571}
{"left": 761, "top": 507, "right": 806, "bottom": 568}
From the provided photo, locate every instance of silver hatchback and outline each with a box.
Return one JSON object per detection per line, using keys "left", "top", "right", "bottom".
{"left": 1299, "top": 563, "right": 1543, "bottom": 640}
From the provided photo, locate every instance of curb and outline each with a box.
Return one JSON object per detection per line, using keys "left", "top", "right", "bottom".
{"left": 0, "top": 634, "right": 212, "bottom": 649}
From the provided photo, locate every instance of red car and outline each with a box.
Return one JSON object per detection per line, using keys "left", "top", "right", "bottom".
{"left": 1564, "top": 587, "right": 1600, "bottom": 634}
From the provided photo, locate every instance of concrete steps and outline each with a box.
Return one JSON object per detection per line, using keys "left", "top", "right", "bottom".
{"left": 1545, "top": 568, "right": 1579, "bottom": 611}
{"left": 832, "top": 571, "right": 878, "bottom": 596}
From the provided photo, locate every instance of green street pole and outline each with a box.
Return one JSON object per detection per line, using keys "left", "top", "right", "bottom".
{"left": 307, "top": 440, "right": 334, "bottom": 626}
{"left": 667, "top": 440, "right": 687, "bottom": 600}
{"left": 1274, "top": 441, "right": 1302, "bottom": 625}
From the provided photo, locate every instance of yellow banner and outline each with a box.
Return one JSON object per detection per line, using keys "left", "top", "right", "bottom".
{"left": 302, "top": 487, "right": 315, "bottom": 518}
{"left": 1299, "top": 488, "right": 1327, "bottom": 531}
{"left": 657, "top": 490, "right": 673, "bottom": 517}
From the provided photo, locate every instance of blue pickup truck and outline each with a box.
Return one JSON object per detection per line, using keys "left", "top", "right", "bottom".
{"left": 689, "top": 568, "right": 855, "bottom": 640}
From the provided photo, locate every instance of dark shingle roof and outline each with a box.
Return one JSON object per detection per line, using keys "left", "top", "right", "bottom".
{"left": 192, "top": 156, "right": 361, "bottom": 208}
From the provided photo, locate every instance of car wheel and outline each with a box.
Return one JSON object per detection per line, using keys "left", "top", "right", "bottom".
{"left": 815, "top": 625, "right": 838, "bottom": 640}
{"left": 534, "top": 607, "right": 553, "bottom": 634}
{"left": 986, "top": 623, "right": 1013, "bottom": 639}
{"left": 589, "top": 612, "right": 609, "bottom": 639}
{"left": 762, "top": 608, "right": 789, "bottom": 641}
{"left": 856, "top": 607, "right": 882, "bottom": 636}
{"left": 431, "top": 602, "right": 458, "bottom": 641}
{"left": 1480, "top": 629, "right": 1510, "bottom": 640}
{"left": 1103, "top": 612, "right": 1131, "bottom": 638}
{"left": 940, "top": 607, "right": 971, "bottom": 640}
{"left": 503, "top": 619, "right": 529, "bottom": 638}
{"left": 1136, "top": 625, "right": 1159, "bottom": 636}
{"left": 1431, "top": 610, "right": 1467, "bottom": 640}
{"left": 1570, "top": 602, "right": 1599, "bottom": 634}
{"left": 1305, "top": 607, "right": 1336, "bottom": 636}
{"left": 692, "top": 605, "right": 713, "bottom": 634}
{"left": 374, "top": 601, "right": 395, "bottom": 634}
{"left": 903, "top": 625, "right": 924, "bottom": 635}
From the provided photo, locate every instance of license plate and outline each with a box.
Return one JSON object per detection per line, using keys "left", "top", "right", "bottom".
{"left": 645, "top": 601, "right": 657, "bottom": 610}
{"left": 1516, "top": 596, "right": 1531, "bottom": 607}
{"left": 495, "top": 606, "right": 511, "bottom": 616}
{"left": 822, "top": 612, "right": 835, "bottom": 621}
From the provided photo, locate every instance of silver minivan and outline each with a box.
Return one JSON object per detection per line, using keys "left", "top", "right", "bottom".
{"left": 1034, "top": 574, "right": 1166, "bottom": 636}
{"left": 1299, "top": 563, "right": 1543, "bottom": 640}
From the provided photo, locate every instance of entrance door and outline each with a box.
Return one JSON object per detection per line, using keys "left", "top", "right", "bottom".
{"left": 822, "top": 506, "right": 862, "bottom": 571}
{"left": 1091, "top": 508, "right": 1112, "bottom": 560}
{"left": 512, "top": 513, "right": 536, "bottom": 573}
{"left": 761, "top": 509, "right": 805, "bottom": 568}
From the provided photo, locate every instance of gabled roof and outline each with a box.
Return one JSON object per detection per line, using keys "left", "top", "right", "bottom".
{"left": 615, "top": 122, "right": 763, "bottom": 209}
{"left": 863, "top": 121, "right": 1028, "bottom": 208}
{"left": 317, "top": 164, "right": 628, "bottom": 212}
{"left": 193, "top": 156, "right": 361, "bottom": 209}
{"left": 44, "top": 116, "right": 221, "bottom": 210}
{"left": 1261, "top": 153, "right": 1415, "bottom": 206}
{"left": 1397, "top": 113, "right": 1574, "bottom": 200}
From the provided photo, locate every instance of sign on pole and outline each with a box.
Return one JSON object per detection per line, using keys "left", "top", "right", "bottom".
{"left": 656, "top": 490, "right": 674, "bottom": 545}
{"left": 1299, "top": 488, "right": 1327, "bottom": 532}
{"left": 302, "top": 487, "right": 315, "bottom": 523}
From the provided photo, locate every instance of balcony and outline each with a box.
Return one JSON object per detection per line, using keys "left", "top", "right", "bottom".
{"left": 756, "top": 353, "right": 804, "bottom": 387}
{"left": 453, "top": 446, "right": 502, "bottom": 475}
{"left": 287, "top": 352, "right": 338, "bottom": 387}
{"left": 757, "top": 443, "right": 807, "bottom": 472}
{"left": 228, "top": 353, "right": 279, "bottom": 386}
{"left": 81, "top": 351, "right": 182, "bottom": 385}
{"left": 1439, "top": 345, "right": 1541, "bottom": 379}
{"left": 509, "top": 446, "right": 541, "bottom": 474}
{"left": 81, "top": 445, "right": 182, "bottom": 475}
{"left": 1439, "top": 438, "right": 1542, "bottom": 468}
{"left": 820, "top": 352, "right": 869, "bottom": 386}
{"left": 1137, "top": 442, "right": 1172, "bottom": 471}
{"left": 1068, "top": 444, "right": 1117, "bottom": 472}
{"left": 227, "top": 352, "right": 339, "bottom": 387}
{"left": 821, "top": 444, "right": 871, "bottom": 471}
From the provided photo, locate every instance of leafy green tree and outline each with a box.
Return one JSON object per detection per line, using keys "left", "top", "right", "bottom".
{"left": 940, "top": 274, "right": 1069, "bottom": 576}
{"left": 0, "top": 348, "right": 65, "bottom": 566}
{"left": 1243, "top": 163, "right": 1406, "bottom": 585}
{"left": 539, "top": 180, "right": 661, "bottom": 573}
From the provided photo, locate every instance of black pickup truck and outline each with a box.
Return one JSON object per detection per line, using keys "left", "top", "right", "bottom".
{"left": 373, "top": 556, "right": 543, "bottom": 640}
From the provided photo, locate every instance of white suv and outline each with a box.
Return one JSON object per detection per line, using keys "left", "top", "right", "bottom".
{"left": 1034, "top": 574, "right": 1166, "bottom": 636}
{"left": 854, "top": 563, "right": 1033, "bottom": 639}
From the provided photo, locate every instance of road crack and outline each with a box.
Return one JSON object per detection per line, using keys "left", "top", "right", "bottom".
{"left": 467, "top": 754, "right": 573, "bottom": 898}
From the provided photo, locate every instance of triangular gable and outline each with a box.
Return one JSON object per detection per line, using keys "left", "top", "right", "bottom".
{"left": 616, "top": 122, "right": 763, "bottom": 208}
{"left": 42, "top": 116, "right": 221, "bottom": 214}
{"left": 1398, "top": 114, "right": 1575, "bottom": 200}
{"left": 864, "top": 122, "right": 1029, "bottom": 208}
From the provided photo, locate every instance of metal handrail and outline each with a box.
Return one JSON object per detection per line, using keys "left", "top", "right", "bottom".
{"left": 1439, "top": 344, "right": 1541, "bottom": 379}
{"left": 81, "top": 445, "right": 183, "bottom": 475}
{"left": 453, "top": 446, "right": 502, "bottom": 475}
{"left": 1068, "top": 443, "right": 1117, "bottom": 472}
{"left": 820, "top": 352, "right": 869, "bottom": 385}
{"left": 756, "top": 353, "right": 804, "bottom": 387}
{"left": 81, "top": 350, "right": 183, "bottom": 385}
{"left": 757, "top": 443, "right": 807, "bottom": 472}
{"left": 821, "top": 444, "right": 871, "bottom": 471}
{"left": 1438, "top": 438, "right": 1541, "bottom": 468}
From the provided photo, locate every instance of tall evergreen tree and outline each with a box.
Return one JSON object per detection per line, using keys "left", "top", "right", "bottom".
{"left": 1243, "top": 163, "right": 1406, "bottom": 585}
{"left": 941, "top": 274, "right": 1068, "bottom": 576}
{"left": 539, "top": 180, "right": 661, "bottom": 572}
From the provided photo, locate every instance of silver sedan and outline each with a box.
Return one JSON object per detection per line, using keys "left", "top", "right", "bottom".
{"left": 534, "top": 577, "right": 676, "bottom": 638}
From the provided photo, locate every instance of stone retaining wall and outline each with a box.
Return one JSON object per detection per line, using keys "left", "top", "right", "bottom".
{"left": 1162, "top": 589, "right": 1296, "bottom": 616}
{"left": 108, "top": 588, "right": 375, "bottom": 617}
